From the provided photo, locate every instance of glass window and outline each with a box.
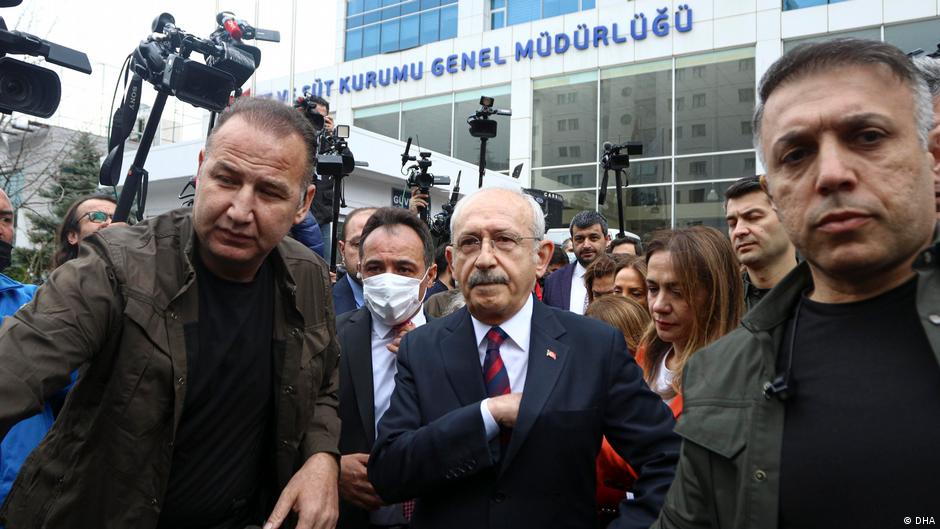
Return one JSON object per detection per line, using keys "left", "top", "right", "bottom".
{"left": 382, "top": 5, "right": 401, "bottom": 18}
{"left": 533, "top": 72, "right": 598, "bottom": 168}
{"left": 600, "top": 60, "right": 672, "bottom": 158}
{"left": 400, "top": 15, "right": 420, "bottom": 49}
{"left": 420, "top": 10, "right": 440, "bottom": 44}
{"left": 348, "top": 0, "right": 365, "bottom": 15}
{"left": 675, "top": 153, "right": 756, "bottom": 182}
{"left": 544, "top": 0, "right": 578, "bottom": 18}
{"left": 347, "top": 15, "right": 363, "bottom": 28}
{"left": 581, "top": 0, "right": 594, "bottom": 8}
{"left": 783, "top": 27, "right": 880, "bottom": 52}
{"left": 886, "top": 18, "right": 940, "bottom": 57}
{"left": 782, "top": 0, "right": 848, "bottom": 10}
{"left": 453, "top": 87, "right": 511, "bottom": 171}
{"left": 674, "top": 181, "right": 735, "bottom": 230}
{"left": 402, "top": 0, "right": 420, "bottom": 13}
{"left": 401, "top": 95, "right": 453, "bottom": 156}
{"left": 421, "top": 0, "right": 440, "bottom": 8}
{"left": 492, "top": 11, "right": 505, "bottom": 28}
{"left": 599, "top": 184, "right": 671, "bottom": 241}
{"left": 345, "top": 28, "right": 363, "bottom": 61}
{"left": 362, "top": 24, "right": 381, "bottom": 56}
{"left": 440, "top": 5, "right": 458, "bottom": 40}
{"left": 492, "top": 0, "right": 506, "bottom": 7}
{"left": 675, "top": 48, "right": 756, "bottom": 154}
{"left": 551, "top": 189, "right": 597, "bottom": 229}
{"left": 365, "top": 0, "right": 381, "bottom": 11}
{"left": 363, "top": 10, "right": 382, "bottom": 24}
{"left": 531, "top": 166, "right": 598, "bottom": 192}
{"left": 381, "top": 20, "right": 400, "bottom": 53}
{"left": 355, "top": 103, "right": 400, "bottom": 138}
{"left": 508, "top": 0, "right": 540, "bottom": 26}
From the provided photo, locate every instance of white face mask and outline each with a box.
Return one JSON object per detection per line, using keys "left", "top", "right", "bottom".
{"left": 362, "top": 269, "right": 429, "bottom": 326}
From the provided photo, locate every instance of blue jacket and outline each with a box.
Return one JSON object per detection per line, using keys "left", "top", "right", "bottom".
{"left": 0, "top": 274, "right": 39, "bottom": 508}
{"left": 542, "top": 262, "right": 576, "bottom": 311}
{"left": 290, "top": 210, "right": 326, "bottom": 259}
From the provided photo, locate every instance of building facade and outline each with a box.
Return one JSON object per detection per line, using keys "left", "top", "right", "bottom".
{"left": 134, "top": 0, "right": 940, "bottom": 241}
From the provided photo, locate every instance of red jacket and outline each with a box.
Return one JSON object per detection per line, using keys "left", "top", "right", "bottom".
{"left": 596, "top": 346, "right": 682, "bottom": 517}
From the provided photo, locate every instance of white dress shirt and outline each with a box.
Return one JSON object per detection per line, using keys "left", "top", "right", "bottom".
{"left": 471, "top": 295, "right": 534, "bottom": 440}
{"left": 369, "top": 306, "right": 427, "bottom": 525}
{"left": 568, "top": 262, "right": 588, "bottom": 315}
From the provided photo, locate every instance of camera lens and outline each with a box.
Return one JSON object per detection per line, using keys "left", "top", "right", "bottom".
{"left": 0, "top": 75, "right": 30, "bottom": 105}
{"left": 0, "top": 57, "right": 61, "bottom": 118}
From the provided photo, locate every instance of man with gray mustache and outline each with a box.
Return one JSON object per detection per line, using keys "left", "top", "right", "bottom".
{"left": 368, "top": 186, "right": 679, "bottom": 529}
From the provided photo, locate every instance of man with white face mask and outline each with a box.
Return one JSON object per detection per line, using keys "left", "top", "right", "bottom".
{"left": 335, "top": 207, "right": 436, "bottom": 529}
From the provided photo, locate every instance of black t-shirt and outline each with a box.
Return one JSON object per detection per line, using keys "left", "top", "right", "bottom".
{"left": 779, "top": 278, "right": 940, "bottom": 529}
{"left": 157, "top": 256, "right": 275, "bottom": 529}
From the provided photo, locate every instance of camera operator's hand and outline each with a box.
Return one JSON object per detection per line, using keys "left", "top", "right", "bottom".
{"left": 324, "top": 115, "right": 334, "bottom": 133}
{"left": 408, "top": 187, "right": 429, "bottom": 215}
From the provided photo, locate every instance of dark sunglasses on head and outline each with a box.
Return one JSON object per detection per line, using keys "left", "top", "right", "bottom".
{"left": 80, "top": 211, "right": 113, "bottom": 224}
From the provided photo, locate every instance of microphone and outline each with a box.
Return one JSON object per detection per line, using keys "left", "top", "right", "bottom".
{"left": 217, "top": 11, "right": 243, "bottom": 40}
{"left": 762, "top": 376, "right": 792, "bottom": 401}
{"left": 603, "top": 141, "right": 612, "bottom": 151}
{"left": 401, "top": 137, "right": 412, "bottom": 167}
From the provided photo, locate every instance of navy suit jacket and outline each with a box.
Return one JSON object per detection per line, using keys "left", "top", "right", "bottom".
{"left": 368, "top": 300, "right": 680, "bottom": 529}
{"left": 542, "top": 262, "right": 577, "bottom": 310}
{"left": 336, "top": 307, "right": 375, "bottom": 529}
{"left": 333, "top": 274, "right": 359, "bottom": 317}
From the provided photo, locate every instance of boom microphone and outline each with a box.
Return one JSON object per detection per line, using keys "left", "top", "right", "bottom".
{"left": 401, "top": 137, "right": 412, "bottom": 167}
{"left": 216, "top": 12, "right": 242, "bottom": 40}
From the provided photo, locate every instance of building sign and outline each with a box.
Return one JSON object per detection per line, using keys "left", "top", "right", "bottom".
{"left": 258, "top": 4, "right": 693, "bottom": 101}
{"left": 392, "top": 187, "right": 411, "bottom": 209}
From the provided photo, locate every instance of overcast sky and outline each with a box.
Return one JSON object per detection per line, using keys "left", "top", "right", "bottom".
{"left": 3, "top": 0, "right": 338, "bottom": 135}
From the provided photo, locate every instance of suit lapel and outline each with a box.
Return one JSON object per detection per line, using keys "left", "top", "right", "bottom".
{"left": 346, "top": 308, "right": 378, "bottom": 444}
{"left": 500, "top": 301, "right": 569, "bottom": 473}
{"left": 440, "top": 308, "right": 488, "bottom": 407}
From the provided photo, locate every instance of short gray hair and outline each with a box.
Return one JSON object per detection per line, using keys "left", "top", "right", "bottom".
{"left": 914, "top": 55, "right": 940, "bottom": 102}
{"left": 450, "top": 187, "right": 546, "bottom": 241}
{"left": 753, "top": 38, "right": 933, "bottom": 161}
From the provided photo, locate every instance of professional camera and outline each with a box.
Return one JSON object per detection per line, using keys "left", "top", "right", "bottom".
{"left": 316, "top": 124, "right": 355, "bottom": 178}
{"left": 0, "top": 3, "right": 91, "bottom": 118}
{"left": 400, "top": 137, "right": 451, "bottom": 223}
{"left": 294, "top": 90, "right": 327, "bottom": 131}
{"left": 100, "top": 11, "right": 278, "bottom": 223}
{"left": 466, "top": 95, "right": 511, "bottom": 187}
{"left": 429, "top": 170, "right": 461, "bottom": 244}
{"left": 601, "top": 141, "right": 643, "bottom": 173}
{"left": 131, "top": 12, "right": 275, "bottom": 113}
{"left": 467, "top": 95, "right": 511, "bottom": 139}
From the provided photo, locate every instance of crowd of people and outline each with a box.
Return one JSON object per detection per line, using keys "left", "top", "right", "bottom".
{"left": 0, "top": 37, "right": 938, "bottom": 529}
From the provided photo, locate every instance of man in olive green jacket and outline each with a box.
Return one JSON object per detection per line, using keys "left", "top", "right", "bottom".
{"left": 0, "top": 98, "right": 341, "bottom": 529}
{"left": 655, "top": 39, "right": 940, "bottom": 528}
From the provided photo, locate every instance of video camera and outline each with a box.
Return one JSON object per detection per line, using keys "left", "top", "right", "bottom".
{"left": 601, "top": 141, "right": 643, "bottom": 173}
{"left": 0, "top": 1, "right": 91, "bottom": 118}
{"left": 429, "top": 170, "right": 461, "bottom": 244}
{"left": 316, "top": 124, "right": 356, "bottom": 178}
{"left": 131, "top": 12, "right": 276, "bottom": 113}
{"left": 400, "top": 137, "right": 451, "bottom": 223}
{"left": 467, "top": 95, "right": 511, "bottom": 139}
{"left": 100, "top": 11, "right": 278, "bottom": 222}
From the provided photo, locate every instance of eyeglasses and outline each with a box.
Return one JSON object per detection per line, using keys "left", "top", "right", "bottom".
{"left": 455, "top": 233, "right": 540, "bottom": 256}
{"left": 80, "top": 211, "right": 113, "bottom": 224}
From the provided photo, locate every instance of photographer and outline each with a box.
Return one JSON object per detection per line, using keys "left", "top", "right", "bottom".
{"left": 305, "top": 96, "right": 337, "bottom": 256}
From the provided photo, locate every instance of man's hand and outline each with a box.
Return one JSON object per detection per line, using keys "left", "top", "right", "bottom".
{"left": 408, "top": 187, "right": 429, "bottom": 215}
{"left": 387, "top": 321, "right": 416, "bottom": 354}
{"left": 329, "top": 271, "right": 337, "bottom": 284}
{"left": 264, "top": 452, "right": 339, "bottom": 529}
{"left": 339, "top": 453, "right": 385, "bottom": 511}
{"left": 486, "top": 393, "right": 523, "bottom": 428}
{"left": 324, "top": 115, "right": 335, "bottom": 133}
